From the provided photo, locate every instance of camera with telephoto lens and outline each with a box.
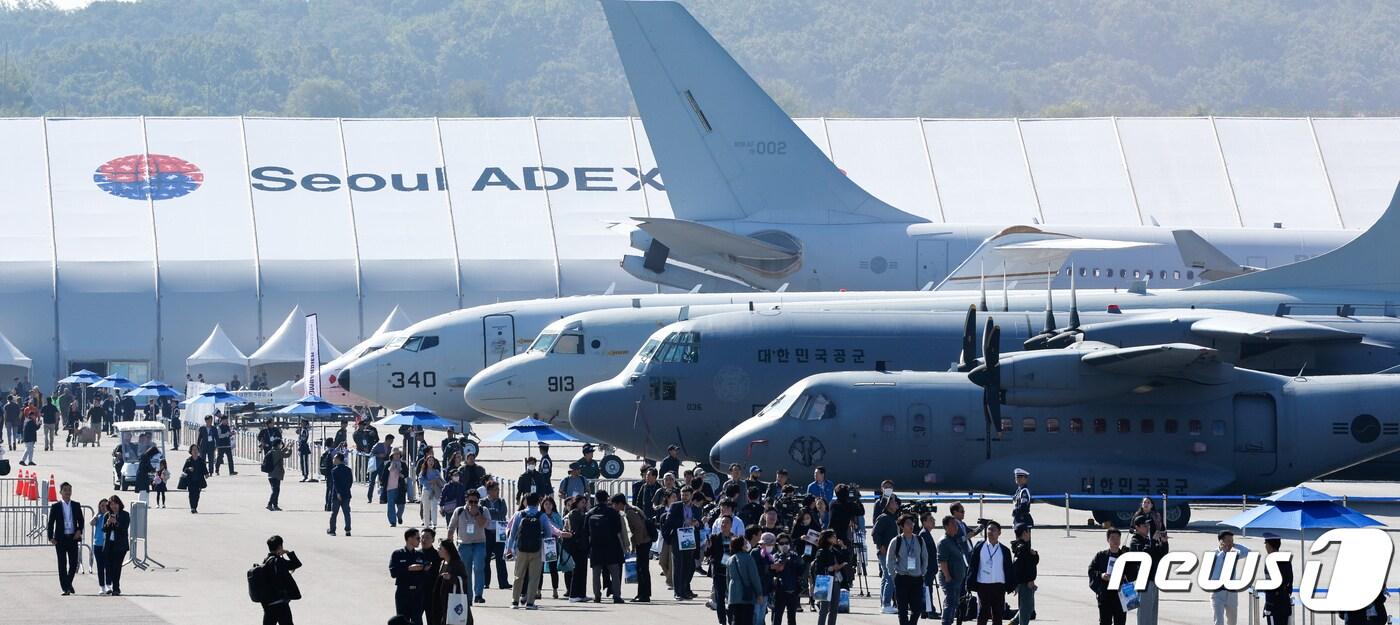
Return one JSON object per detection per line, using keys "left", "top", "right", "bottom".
{"left": 897, "top": 500, "right": 939, "bottom": 517}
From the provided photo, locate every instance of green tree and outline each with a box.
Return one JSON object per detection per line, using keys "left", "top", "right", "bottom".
{"left": 283, "top": 78, "right": 361, "bottom": 117}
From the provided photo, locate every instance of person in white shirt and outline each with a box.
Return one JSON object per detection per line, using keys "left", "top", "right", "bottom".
{"left": 45, "top": 482, "right": 83, "bottom": 595}
{"left": 1208, "top": 531, "right": 1252, "bottom": 625}
{"left": 968, "top": 520, "right": 1014, "bottom": 625}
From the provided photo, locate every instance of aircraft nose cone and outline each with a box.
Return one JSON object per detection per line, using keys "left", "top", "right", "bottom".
{"left": 462, "top": 373, "right": 524, "bottom": 419}
{"left": 336, "top": 367, "right": 351, "bottom": 391}
{"left": 569, "top": 381, "right": 634, "bottom": 446}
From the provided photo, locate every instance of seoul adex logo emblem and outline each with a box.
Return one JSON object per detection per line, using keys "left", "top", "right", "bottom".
{"left": 94, "top": 154, "right": 203, "bottom": 200}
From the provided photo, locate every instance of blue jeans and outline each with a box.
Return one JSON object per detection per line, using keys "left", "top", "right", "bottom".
{"left": 458, "top": 542, "right": 487, "bottom": 600}
{"left": 387, "top": 489, "right": 404, "bottom": 525}
{"left": 879, "top": 559, "right": 894, "bottom": 607}
{"left": 941, "top": 580, "right": 962, "bottom": 625}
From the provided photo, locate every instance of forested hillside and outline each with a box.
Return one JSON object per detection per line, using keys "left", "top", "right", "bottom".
{"left": 2, "top": 0, "right": 1398, "bottom": 118}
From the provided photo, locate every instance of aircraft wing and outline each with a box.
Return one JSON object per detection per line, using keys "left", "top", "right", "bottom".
{"left": 1080, "top": 343, "right": 1232, "bottom": 383}
{"left": 936, "top": 226, "right": 1156, "bottom": 291}
{"left": 1188, "top": 314, "right": 1363, "bottom": 343}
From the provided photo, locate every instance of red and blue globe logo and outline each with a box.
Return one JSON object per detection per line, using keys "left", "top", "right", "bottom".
{"left": 94, "top": 154, "right": 204, "bottom": 201}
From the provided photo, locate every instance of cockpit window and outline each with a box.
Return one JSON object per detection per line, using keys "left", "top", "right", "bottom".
{"left": 552, "top": 334, "right": 584, "bottom": 355}
{"left": 528, "top": 332, "right": 559, "bottom": 353}
{"left": 755, "top": 394, "right": 786, "bottom": 419}
{"left": 655, "top": 331, "right": 701, "bottom": 363}
{"left": 630, "top": 338, "right": 662, "bottom": 375}
{"left": 399, "top": 335, "right": 440, "bottom": 352}
{"left": 787, "top": 393, "right": 834, "bottom": 421}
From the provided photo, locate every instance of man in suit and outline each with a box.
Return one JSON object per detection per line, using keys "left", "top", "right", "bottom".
{"left": 664, "top": 485, "right": 703, "bottom": 601}
{"left": 197, "top": 415, "right": 218, "bottom": 475}
{"left": 46, "top": 482, "right": 83, "bottom": 595}
{"left": 215, "top": 414, "right": 236, "bottom": 475}
{"left": 327, "top": 452, "right": 353, "bottom": 536}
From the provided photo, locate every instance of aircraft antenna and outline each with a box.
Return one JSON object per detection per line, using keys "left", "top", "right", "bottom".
{"left": 1001, "top": 260, "right": 1009, "bottom": 312}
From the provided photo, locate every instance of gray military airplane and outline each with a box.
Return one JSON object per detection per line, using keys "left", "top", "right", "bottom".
{"left": 708, "top": 322, "right": 1400, "bottom": 526}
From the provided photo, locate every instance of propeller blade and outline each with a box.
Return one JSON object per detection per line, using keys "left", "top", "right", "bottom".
{"left": 957, "top": 305, "right": 978, "bottom": 372}
{"left": 983, "top": 318, "right": 998, "bottom": 368}
{"left": 1069, "top": 263, "right": 1081, "bottom": 330}
{"left": 1043, "top": 266, "right": 1056, "bottom": 335}
{"left": 983, "top": 324, "right": 1002, "bottom": 460}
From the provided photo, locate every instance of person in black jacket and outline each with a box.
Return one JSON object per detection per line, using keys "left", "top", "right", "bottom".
{"left": 1087, "top": 528, "right": 1128, "bottom": 625}
{"left": 296, "top": 420, "right": 313, "bottom": 482}
{"left": 827, "top": 484, "right": 863, "bottom": 545}
{"left": 182, "top": 445, "right": 209, "bottom": 513}
{"left": 215, "top": 414, "right": 236, "bottom": 475}
{"left": 103, "top": 495, "right": 131, "bottom": 596}
{"left": 872, "top": 496, "right": 901, "bottom": 613}
{"left": 587, "top": 490, "right": 626, "bottom": 604}
{"left": 664, "top": 486, "right": 703, "bottom": 601}
{"left": 391, "top": 528, "right": 431, "bottom": 625}
{"left": 45, "top": 482, "right": 83, "bottom": 595}
{"left": 1008, "top": 525, "right": 1038, "bottom": 625}
{"left": 1261, "top": 537, "right": 1292, "bottom": 625}
{"left": 967, "top": 521, "right": 1014, "bottom": 625}
{"left": 328, "top": 452, "right": 353, "bottom": 536}
{"left": 517, "top": 457, "right": 551, "bottom": 499}
{"left": 770, "top": 533, "right": 805, "bottom": 625}
{"left": 1127, "top": 515, "right": 1170, "bottom": 625}
{"left": 563, "top": 495, "right": 592, "bottom": 602}
{"left": 260, "top": 535, "right": 302, "bottom": 625}
{"left": 197, "top": 415, "right": 218, "bottom": 475}
{"left": 657, "top": 445, "right": 682, "bottom": 482}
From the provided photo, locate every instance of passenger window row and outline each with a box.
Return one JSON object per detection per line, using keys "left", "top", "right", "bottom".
{"left": 946, "top": 415, "right": 1225, "bottom": 436}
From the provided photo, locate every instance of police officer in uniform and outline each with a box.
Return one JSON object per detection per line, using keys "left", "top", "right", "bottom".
{"left": 1011, "top": 468, "right": 1033, "bottom": 528}
{"left": 574, "top": 444, "right": 601, "bottom": 483}
{"left": 390, "top": 528, "right": 430, "bottom": 624}
{"left": 537, "top": 442, "right": 553, "bottom": 482}
{"left": 1261, "top": 536, "right": 1292, "bottom": 625}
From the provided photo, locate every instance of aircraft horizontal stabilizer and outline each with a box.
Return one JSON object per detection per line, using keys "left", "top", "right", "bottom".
{"left": 634, "top": 217, "right": 797, "bottom": 260}
{"left": 1188, "top": 181, "right": 1400, "bottom": 293}
{"left": 936, "top": 226, "right": 1156, "bottom": 291}
{"left": 1172, "top": 229, "right": 1253, "bottom": 280}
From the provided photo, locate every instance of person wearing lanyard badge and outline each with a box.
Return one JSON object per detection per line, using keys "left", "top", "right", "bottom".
{"left": 968, "top": 521, "right": 1014, "bottom": 625}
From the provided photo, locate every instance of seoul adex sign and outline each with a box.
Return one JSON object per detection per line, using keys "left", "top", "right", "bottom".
{"left": 250, "top": 165, "right": 664, "bottom": 193}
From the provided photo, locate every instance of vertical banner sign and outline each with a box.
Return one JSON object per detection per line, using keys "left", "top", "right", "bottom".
{"left": 304, "top": 314, "right": 321, "bottom": 397}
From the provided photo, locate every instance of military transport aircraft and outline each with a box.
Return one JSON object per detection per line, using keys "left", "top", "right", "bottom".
{"left": 708, "top": 314, "right": 1400, "bottom": 527}
{"left": 599, "top": 0, "right": 1354, "bottom": 293}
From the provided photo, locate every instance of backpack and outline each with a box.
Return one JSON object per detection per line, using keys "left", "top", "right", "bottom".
{"left": 247, "top": 559, "right": 273, "bottom": 603}
{"left": 517, "top": 512, "right": 543, "bottom": 553}
{"left": 260, "top": 453, "right": 275, "bottom": 474}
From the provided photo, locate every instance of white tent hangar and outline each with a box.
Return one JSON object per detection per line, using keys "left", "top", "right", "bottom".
{"left": 185, "top": 324, "right": 249, "bottom": 385}
{"left": 248, "top": 306, "right": 342, "bottom": 386}
{"left": 0, "top": 331, "right": 33, "bottom": 385}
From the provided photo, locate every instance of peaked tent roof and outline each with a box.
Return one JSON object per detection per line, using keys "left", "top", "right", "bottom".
{"left": 372, "top": 305, "right": 413, "bottom": 337}
{"left": 248, "top": 306, "right": 343, "bottom": 366}
{"left": 0, "top": 331, "right": 33, "bottom": 369}
{"left": 186, "top": 324, "right": 249, "bottom": 367}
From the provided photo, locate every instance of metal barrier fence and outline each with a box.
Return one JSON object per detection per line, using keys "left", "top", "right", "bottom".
{"left": 0, "top": 477, "right": 48, "bottom": 548}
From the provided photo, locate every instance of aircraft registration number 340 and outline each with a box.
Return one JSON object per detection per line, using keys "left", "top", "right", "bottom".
{"left": 389, "top": 371, "right": 437, "bottom": 388}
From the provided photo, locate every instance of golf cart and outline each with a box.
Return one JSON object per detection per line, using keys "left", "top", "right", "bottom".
{"left": 112, "top": 420, "right": 168, "bottom": 491}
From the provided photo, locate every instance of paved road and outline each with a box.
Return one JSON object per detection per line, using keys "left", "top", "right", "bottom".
{"left": 1, "top": 424, "right": 1396, "bottom": 624}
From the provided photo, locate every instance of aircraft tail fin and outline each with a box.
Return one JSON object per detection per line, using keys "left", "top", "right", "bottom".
{"left": 1188, "top": 181, "right": 1400, "bottom": 293}
{"left": 1172, "top": 229, "right": 1252, "bottom": 280}
{"left": 601, "top": 0, "right": 921, "bottom": 225}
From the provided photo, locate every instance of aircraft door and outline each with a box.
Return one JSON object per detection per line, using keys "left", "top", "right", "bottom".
{"left": 916, "top": 240, "right": 949, "bottom": 289}
{"left": 1233, "top": 394, "right": 1277, "bottom": 476}
{"left": 907, "top": 403, "right": 931, "bottom": 469}
{"left": 483, "top": 314, "right": 516, "bottom": 366}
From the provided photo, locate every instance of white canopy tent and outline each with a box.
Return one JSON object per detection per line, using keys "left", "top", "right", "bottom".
{"left": 248, "top": 306, "right": 342, "bottom": 387}
{"left": 185, "top": 324, "right": 249, "bottom": 388}
{"left": 0, "top": 331, "right": 33, "bottom": 386}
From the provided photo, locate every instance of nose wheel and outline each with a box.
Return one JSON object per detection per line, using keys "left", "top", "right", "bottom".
{"left": 600, "top": 454, "right": 625, "bottom": 479}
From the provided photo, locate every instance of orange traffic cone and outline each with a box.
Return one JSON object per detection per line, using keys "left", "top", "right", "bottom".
{"left": 47, "top": 475, "right": 57, "bottom": 501}
{"left": 13, "top": 470, "right": 21, "bottom": 496}
{"left": 24, "top": 472, "right": 35, "bottom": 501}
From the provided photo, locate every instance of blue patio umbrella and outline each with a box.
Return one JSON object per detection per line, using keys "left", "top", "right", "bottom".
{"left": 181, "top": 386, "right": 246, "bottom": 407}
{"left": 127, "top": 380, "right": 184, "bottom": 399}
{"left": 91, "top": 375, "right": 139, "bottom": 391}
{"left": 58, "top": 369, "right": 103, "bottom": 385}
{"left": 482, "top": 417, "right": 580, "bottom": 443}
{"left": 276, "top": 394, "right": 353, "bottom": 419}
{"left": 372, "top": 404, "right": 457, "bottom": 430}
{"left": 1220, "top": 486, "right": 1386, "bottom": 618}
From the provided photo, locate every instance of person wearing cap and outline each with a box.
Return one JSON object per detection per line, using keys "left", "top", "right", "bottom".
{"left": 574, "top": 444, "right": 601, "bottom": 482}
{"left": 1008, "top": 525, "right": 1038, "bottom": 625}
{"left": 1011, "top": 469, "right": 1033, "bottom": 528}
{"left": 659, "top": 444, "right": 682, "bottom": 480}
{"left": 537, "top": 442, "right": 553, "bottom": 481}
{"left": 559, "top": 463, "right": 589, "bottom": 499}
{"left": 1206, "top": 530, "right": 1251, "bottom": 625}
{"left": 744, "top": 466, "right": 768, "bottom": 502}
{"left": 1128, "top": 514, "right": 1170, "bottom": 625}
{"left": 1261, "top": 536, "right": 1292, "bottom": 625}
{"left": 518, "top": 457, "right": 551, "bottom": 499}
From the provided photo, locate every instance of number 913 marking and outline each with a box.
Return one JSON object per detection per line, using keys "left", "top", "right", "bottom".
{"left": 548, "top": 376, "right": 575, "bottom": 392}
